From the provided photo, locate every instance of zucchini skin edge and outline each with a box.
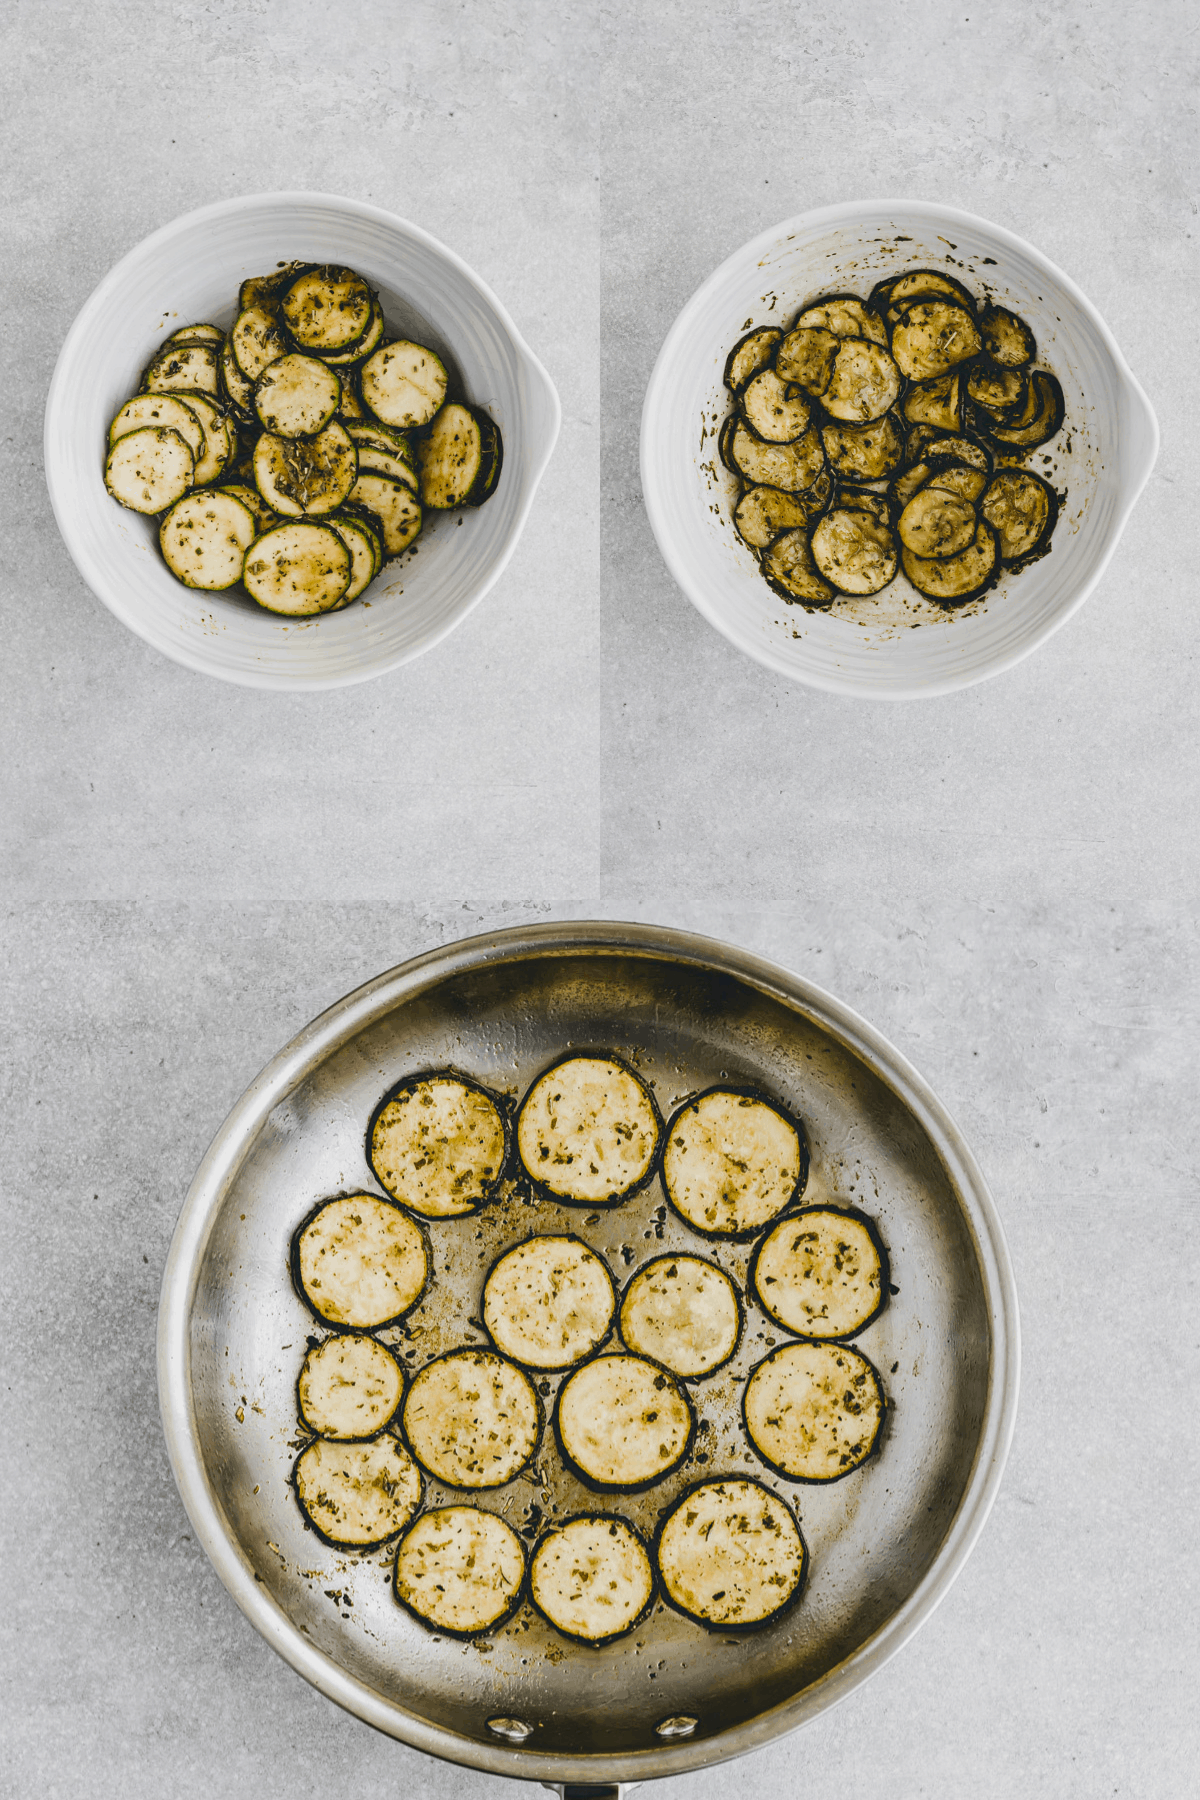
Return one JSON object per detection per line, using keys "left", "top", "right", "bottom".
{"left": 652, "top": 1476, "right": 809, "bottom": 1634}
{"left": 661, "top": 1084, "right": 811, "bottom": 1243}
{"left": 618, "top": 1251, "right": 745, "bottom": 1381}
{"left": 747, "top": 1204, "right": 890, "bottom": 1344}
{"left": 528, "top": 1512, "right": 658, "bottom": 1647}
{"left": 481, "top": 1231, "right": 619, "bottom": 1371}
{"left": 741, "top": 1342, "right": 888, "bottom": 1487}
{"left": 514, "top": 1050, "right": 665, "bottom": 1210}
{"left": 364, "top": 1066, "right": 514, "bottom": 1220}
{"left": 288, "top": 1192, "right": 432, "bottom": 1331}
{"left": 552, "top": 1353, "right": 697, "bottom": 1495}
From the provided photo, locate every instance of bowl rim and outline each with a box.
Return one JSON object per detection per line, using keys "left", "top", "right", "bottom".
{"left": 157, "top": 919, "right": 1020, "bottom": 1784}
{"left": 43, "top": 190, "right": 561, "bottom": 691}
{"left": 640, "top": 197, "right": 1159, "bottom": 701}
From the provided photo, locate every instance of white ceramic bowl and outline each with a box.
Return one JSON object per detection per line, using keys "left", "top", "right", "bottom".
{"left": 641, "top": 200, "right": 1158, "bottom": 699}
{"left": 45, "top": 193, "right": 560, "bottom": 689}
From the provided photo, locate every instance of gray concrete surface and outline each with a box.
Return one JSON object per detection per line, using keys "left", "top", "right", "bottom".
{"left": 2, "top": 0, "right": 1197, "bottom": 1795}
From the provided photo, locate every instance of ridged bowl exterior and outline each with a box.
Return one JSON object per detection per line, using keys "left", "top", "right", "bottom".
{"left": 45, "top": 193, "right": 560, "bottom": 689}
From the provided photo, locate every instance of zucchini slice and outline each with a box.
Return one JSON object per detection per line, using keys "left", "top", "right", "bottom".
{"left": 810, "top": 507, "right": 898, "bottom": 595}
{"left": 980, "top": 468, "right": 1057, "bottom": 562}
{"left": 395, "top": 1506, "right": 526, "bottom": 1637}
{"left": 792, "top": 294, "right": 888, "bottom": 346}
{"left": 618, "top": 1253, "right": 741, "bottom": 1379}
{"left": 253, "top": 421, "right": 357, "bottom": 516}
{"left": 739, "top": 368, "right": 811, "bottom": 442}
{"left": 165, "top": 322, "right": 224, "bottom": 346}
{"left": 482, "top": 1235, "right": 617, "bottom": 1370}
{"left": 159, "top": 489, "right": 256, "bottom": 589}
{"left": 662, "top": 1088, "right": 807, "bottom": 1239}
{"left": 890, "top": 302, "right": 981, "bottom": 381}
{"left": 743, "top": 1341, "right": 885, "bottom": 1482}
{"left": 870, "top": 268, "right": 976, "bottom": 317}
{"left": 104, "top": 426, "right": 192, "bottom": 513}
{"left": 355, "top": 444, "right": 418, "bottom": 491}
{"left": 348, "top": 473, "right": 422, "bottom": 556}
{"left": 750, "top": 1207, "right": 888, "bottom": 1340}
{"left": 345, "top": 421, "right": 415, "bottom": 462}
{"left": 143, "top": 339, "right": 220, "bottom": 397}
{"left": 325, "top": 513, "right": 378, "bottom": 602}
{"left": 109, "top": 392, "right": 205, "bottom": 462}
{"left": 819, "top": 339, "right": 901, "bottom": 424}
{"left": 216, "top": 481, "right": 280, "bottom": 535}
{"left": 555, "top": 1353, "right": 694, "bottom": 1491}
{"left": 173, "top": 390, "right": 233, "bottom": 485}
{"left": 291, "top": 1193, "right": 429, "bottom": 1328}
{"left": 982, "top": 371, "right": 1064, "bottom": 451}
{"left": 367, "top": 1071, "right": 508, "bottom": 1219}
{"left": 281, "top": 266, "right": 373, "bottom": 354}
{"left": 979, "top": 302, "right": 1036, "bottom": 368}
{"left": 296, "top": 1332, "right": 405, "bottom": 1438}
{"left": 920, "top": 462, "right": 988, "bottom": 505}
{"left": 361, "top": 339, "right": 448, "bottom": 428}
{"left": 922, "top": 433, "right": 991, "bottom": 473}
{"left": 231, "top": 304, "right": 289, "bottom": 382}
{"left": 516, "top": 1054, "right": 661, "bottom": 1207}
{"left": 337, "top": 374, "right": 367, "bottom": 422}
{"left": 293, "top": 1435, "right": 423, "bottom": 1549}
{"left": 254, "top": 353, "right": 341, "bottom": 438}
{"left": 724, "top": 326, "right": 783, "bottom": 392}
{"left": 417, "top": 404, "right": 502, "bottom": 509}
{"left": 339, "top": 500, "right": 384, "bottom": 573}
{"left": 966, "top": 362, "right": 1028, "bottom": 417}
{"left": 243, "top": 520, "right": 352, "bottom": 614}
{"left": 821, "top": 412, "right": 904, "bottom": 482}
{"left": 734, "top": 483, "right": 823, "bottom": 551}
{"left": 655, "top": 1478, "right": 807, "bottom": 1631}
{"left": 238, "top": 261, "right": 311, "bottom": 313}
{"left": 530, "top": 1516, "right": 654, "bottom": 1645}
{"left": 728, "top": 419, "right": 825, "bottom": 493}
{"left": 761, "top": 527, "right": 836, "bottom": 607}
{"left": 901, "top": 520, "right": 999, "bottom": 604}
{"left": 901, "top": 370, "right": 962, "bottom": 432}
{"left": 774, "top": 325, "right": 840, "bottom": 394}
{"left": 219, "top": 335, "right": 256, "bottom": 417}
{"left": 320, "top": 297, "right": 385, "bottom": 366}
{"left": 897, "top": 487, "right": 977, "bottom": 559}
{"left": 402, "top": 1349, "right": 541, "bottom": 1488}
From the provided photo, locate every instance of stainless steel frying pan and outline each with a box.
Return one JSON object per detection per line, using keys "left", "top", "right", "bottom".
{"left": 158, "top": 922, "right": 1019, "bottom": 1794}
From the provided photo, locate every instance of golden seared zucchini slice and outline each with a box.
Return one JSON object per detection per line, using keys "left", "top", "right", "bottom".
{"left": 983, "top": 371, "right": 1064, "bottom": 451}
{"left": 734, "top": 483, "right": 822, "bottom": 551}
{"left": 664, "top": 1088, "right": 807, "bottom": 1237}
{"left": 819, "top": 339, "right": 902, "bottom": 424}
{"left": 897, "top": 486, "right": 977, "bottom": 559}
{"left": 321, "top": 297, "right": 385, "bottom": 366}
{"left": 743, "top": 1341, "right": 885, "bottom": 1482}
{"left": 231, "top": 303, "right": 290, "bottom": 382}
{"left": 728, "top": 419, "right": 825, "bottom": 493}
{"left": 555, "top": 1353, "right": 694, "bottom": 1491}
{"left": 901, "top": 520, "right": 999, "bottom": 605}
{"left": 656, "top": 1478, "right": 807, "bottom": 1631}
{"left": 395, "top": 1506, "right": 526, "bottom": 1637}
{"left": 174, "top": 391, "right": 233, "bottom": 485}
{"left": 483, "top": 1235, "right": 617, "bottom": 1370}
{"left": 417, "top": 403, "right": 502, "bottom": 509}
{"left": 619, "top": 1254, "right": 741, "bottom": 1379}
{"left": 516, "top": 1054, "right": 661, "bottom": 1206}
{"left": 901, "top": 369, "right": 963, "bottom": 432}
{"left": 293, "top": 1434, "right": 423, "bottom": 1548}
{"left": 775, "top": 325, "right": 840, "bottom": 394}
{"left": 243, "top": 520, "right": 351, "bottom": 615}
{"left": 281, "top": 266, "right": 374, "bottom": 354}
{"left": 219, "top": 336, "right": 256, "bottom": 417}
{"left": 143, "top": 339, "right": 220, "bottom": 397}
{"left": 104, "top": 427, "right": 193, "bottom": 514}
{"left": 109, "top": 392, "right": 205, "bottom": 462}
{"left": 159, "top": 489, "right": 256, "bottom": 589}
{"left": 870, "top": 268, "right": 976, "bottom": 319}
{"left": 810, "top": 506, "right": 898, "bottom": 596}
{"left": 362, "top": 339, "right": 448, "bottom": 429}
{"left": 253, "top": 420, "right": 357, "bottom": 516}
{"left": 323, "top": 513, "right": 377, "bottom": 603}
{"left": 821, "top": 412, "right": 905, "bottom": 482}
{"left": 347, "top": 473, "right": 422, "bottom": 556}
{"left": 761, "top": 527, "right": 836, "bottom": 607}
{"left": 723, "top": 326, "right": 782, "bottom": 392}
{"left": 921, "top": 434, "right": 991, "bottom": 473}
{"left": 890, "top": 301, "right": 981, "bottom": 381}
{"left": 792, "top": 294, "right": 888, "bottom": 345}
{"left": 403, "top": 1348, "right": 541, "bottom": 1488}
{"left": 966, "top": 362, "right": 1028, "bottom": 417}
{"left": 980, "top": 468, "right": 1058, "bottom": 563}
{"left": 254, "top": 353, "right": 341, "bottom": 438}
{"left": 979, "top": 302, "right": 1036, "bottom": 367}
{"left": 296, "top": 1333, "right": 405, "bottom": 1439}
{"left": 530, "top": 1515, "right": 654, "bottom": 1645}
{"left": 739, "top": 369, "right": 811, "bottom": 443}
{"left": 368, "top": 1070, "right": 508, "bottom": 1219}
{"left": 750, "top": 1207, "right": 888, "bottom": 1340}
{"left": 920, "top": 462, "right": 989, "bottom": 505}
{"left": 291, "top": 1193, "right": 429, "bottom": 1328}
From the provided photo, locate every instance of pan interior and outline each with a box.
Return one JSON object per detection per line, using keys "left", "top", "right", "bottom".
{"left": 189, "top": 950, "right": 990, "bottom": 1757}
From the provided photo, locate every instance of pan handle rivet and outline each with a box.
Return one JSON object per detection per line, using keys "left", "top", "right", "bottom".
{"left": 488, "top": 1716, "right": 535, "bottom": 1742}
{"left": 655, "top": 1715, "right": 699, "bottom": 1739}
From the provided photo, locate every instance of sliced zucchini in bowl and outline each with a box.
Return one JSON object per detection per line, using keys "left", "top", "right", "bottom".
{"left": 143, "top": 339, "right": 220, "bottom": 397}
{"left": 325, "top": 513, "right": 379, "bottom": 603}
{"left": 254, "top": 353, "right": 341, "bottom": 438}
{"left": 774, "top": 325, "right": 840, "bottom": 395}
{"left": 966, "top": 362, "right": 1028, "bottom": 417}
{"left": 362, "top": 339, "right": 448, "bottom": 428}
{"left": 355, "top": 444, "right": 418, "bottom": 490}
{"left": 920, "top": 462, "right": 988, "bottom": 504}
{"left": 734, "top": 482, "right": 824, "bottom": 550}
{"left": 728, "top": 419, "right": 825, "bottom": 493}
{"left": 897, "top": 487, "right": 977, "bottom": 559}
{"left": 981, "top": 371, "right": 1064, "bottom": 451}
{"left": 281, "top": 266, "right": 374, "bottom": 354}
{"left": 253, "top": 421, "right": 357, "bottom": 516}
{"left": 723, "top": 326, "right": 783, "bottom": 392}
{"left": 296, "top": 1332, "right": 405, "bottom": 1438}
{"left": 231, "top": 304, "right": 289, "bottom": 382}
{"left": 320, "top": 297, "right": 385, "bottom": 366}
{"left": 821, "top": 412, "right": 904, "bottom": 481}
{"left": 417, "top": 404, "right": 502, "bottom": 508}
{"left": 104, "top": 426, "right": 193, "bottom": 514}
{"left": 348, "top": 473, "right": 422, "bottom": 557}
{"left": 367, "top": 1069, "right": 508, "bottom": 1218}
{"left": 810, "top": 506, "right": 898, "bottom": 595}
{"left": 792, "top": 294, "right": 888, "bottom": 346}
{"left": 164, "top": 322, "right": 224, "bottom": 347}
{"left": 395, "top": 1506, "right": 526, "bottom": 1637}
{"left": 662, "top": 1087, "right": 807, "bottom": 1238}
{"left": 291, "top": 1193, "right": 429, "bottom": 1328}
{"left": 655, "top": 1478, "right": 807, "bottom": 1631}
{"left": 870, "top": 267, "right": 976, "bottom": 320}
{"left": 516, "top": 1053, "right": 661, "bottom": 1206}
{"left": 820, "top": 339, "right": 902, "bottom": 423}
{"left": 402, "top": 1348, "right": 541, "bottom": 1488}
{"left": 555, "top": 1352, "right": 694, "bottom": 1491}
{"left": 293, "top": 1435, "right": 423, "bottom": 1549}
{"left": 980, "top": 467, "right": 1058, "bottom": 562}
{"left": 739, "top": 368, "right": 811, "bottom": 442}
{"left": 743, "top": 1340, "right": 886, "bottom": 1482}
{"left": 900, "top": 519, "right": 1000, "bottom": 605}
{"left": 159, "top": 489, "right": 256, "bottom": 589}
{"left": 761, "top": 528, "right": 836, "bottom": 607}
{"left": 345, "top": 420, "right": 415, "bottom": 461}
{"left": 238, "top": 261, "right": 311, "bottom": 313}
{"left": 618, "top": 1253, "right": 741, "bottom": 1379}
{"left": 109, "top": 392, "right": 205, "bottom": 462}
{"left": 750, "top": 1207, "right": 888, "bottom": 1340}
{"left": 219, "top": 336, "right": 256, "bottom": 418}
{"left": 174, "top": 390, "right": 233, "bottom": 485}
{"left": 243, "top": 520, "right": 352, "bottom": 614}
{"left": 530, "top": 1515, "right": 654, "bottom": 1646}
{"left": 890, "top": 301, "right": 981, "bottom": 380}
{"left": 979, "top": 302, "right": 1036, "bottom": 367}
{"left": 482, "top": 1234, "right": 617, "bottom": 1370}
{"left": 217, "top": 481, "right": 281, "bottom": 535}
{"left": 901, "top": 370, "right": 962, "bottom": 432}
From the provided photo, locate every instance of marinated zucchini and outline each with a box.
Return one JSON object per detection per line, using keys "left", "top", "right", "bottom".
{"left": 294, "top": 1435, "right": 423, "bottom": 1549}
{"left": 254, "top": 353, "right": 341, "bottom": 438}
{"left": 655, "top": 1479, "right": 807, "bottom": 1631}
{"left": 402, "top": 1349, "right": 541, "bottom": 1488}
{"left": 739, "top": 369, "right": 811, "bottom": 442}
{"left": 555, "top": 1352, "right": 693, "bottom": 1490}
{"left": 980, "top": 467, "right": 1057, "bottom": 563}
{"left": 362, "top": 340, "right": 448, "bottom": 428}
{"left": 291, "top": 1193, "right": 429, "bottom": 1329}
{"left": 297, "top": 1332, "right": 405, "bottom": 1439}
{"left": 482, "top": 1235, "right": 617, "bottom": 1370}
{"left": 105, "top": 427, "right": 193, "bottom": 515}
{"left": 252, "top": 422, "right": 357, "bottom": 517}
{"left": 242, "top": 520, "right": 351, "bottom": 615}
{"left": 516, "top": 1054, "right": 661, "bottom": 1206}
{"left": 750, "top": 1207, "right": 888, "bottom": 1340}
{"left": 663, "top": 1088, "right": 807, "bottom": 1237}
{"left": 417, "top": 403, "right": 502, "bottom": 509}
{"left": 530, "top": 1515, "right": 654, "bottom": 1645}
{"left": 743, "top": 1341, "right": 885, "bottom": 1482}
{"left": 367, "top": 1070, "right": 508, "bottom": 1219}
{"left": 810, "top": 506, "right": 898, "bottom": 595}
{"left": 618, "top": 1253, "right": 741, "bottom": 1378}
{"left": 395, "top": 1506, "right": 526, "bottom": 1636}
{"left": 159, "top": 489, "right": 257, "bottom": 589}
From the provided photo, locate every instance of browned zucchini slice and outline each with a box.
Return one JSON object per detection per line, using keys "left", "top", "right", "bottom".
{"left": 922, "top": 463, "right": 988, "bottom": 504}
{"left": 555, "top": 1353, "right": 694, "bottom": 1491}
{"left": 395, "top": 1506, "right": 525, "bottom": 1637}
{"left": 348, "top": 473, "right": 422, "bottom": 556}
{"left": 734, "top": 483, "right": 823, "bottom": 550}
{"left": 483, "top": 1235, "right": 616, "bottom": 1370}
{"left": 291, "top": 1193, "right": 429, "bottom": 1328}
{"left": 811, "top": 507, "right": 898, "bottom": 595}
{"left": 619, "top": 1254, "right": 741, "bottom": 1378}
{"left": 354, "top": 444, "right": 418, "bottom": 490}
{"left": 983, "top": 371, "right": 1064, "bottom": 450}
{"left": 793, "top": 294, "right": 888, "bottom": 345}
{"left": 980, "top": 468, "right": 1057, "bottom": 562}
{"left": 105, "top": 427, "right": 192, "bottom": 514}
{"left": 979, "top": 302, "right": 1036, "bottom": 367}
{"left": 253, "top": 421, "right": 357, "bottom": 516}
{"left": 159, "top": 489, "right": 256, "bottom": 589}
{"left": 293, "top": 1435, "right": 422, "bottom": 1549}
{"left": 870, "top": 268, "right": 975, "bottom": 318}
{"left": 897, "top": 487, "right": 977, "bottom": 559}
{"left": 403, "top": 1349, "right": 540, "bottom": 1487}
{"left": 775, "top": 325, "right": 840, "bottom": 394}
{"left": 901, "top": 520, "right": 999, "bottom": 604}
{"left": 922, "top": 434, "right": 992, "bottom": 473}
{"left": 281, "top": 266, "right": 373, "bottom": 353}
{"left": 739, "top": 368, "right": 811, "bottom": 442}
{"left": 655, "top": 1478, "right": 807, "bottom": 1630}
{"left": 296, "top": 1333, "right": 404, "bottom": 1438}
{"left": 516, "top": 1054, "right": 660, "bottom": 1206}
{"left": 362, "top": 340, "right": 448, "bottom": 428}
{"left": 530, "top": 1515, "right": 654, "bottom": 1645}
{"left": 254, "top": 353, "right": 341, "bottom": 438}
{"left": 239, "top": 262, "right": 311, "bottom": 313}
{"left": 750, "top": 1207, "right": 888, "bottom": 1340}
{"left": 231, "top": 304, "right": 289, "bottom": 382}
{"left": 820, "top": 339, "right": 902, "bottom": 424}
{"left": 724, "top": 326, "right": 782, "bottom": 392}
{"left": 821, "top": 412, "right": 904, "bottom": 481}
{"left": 143, "top": 339, "right": 220, "bottom": 398}
{"left": 890, "top": 302, "right": 981, "bottom": 380}
{"left": 663, "top": 1087, "right": 807, "bottom": 1239}
{"left": 165, "top": 322, "right": 224, "bottom": 347}
{"left": 761, "top": 527, "right": 837, "bottom": 607}
{"left": 345, "top": 420, "right": 415, "bottom": 462}
{"left": 966, "top": 362, "right": 1028, "bottom": 417}
{"left": 728, "top": 419, "right": 825, "bottom": 493}
{"left": 243, "top": 520, "right": 351, "bottom": 614}
{"left": 368, "top": 1070, "right": 508, "bottom": 1219}
{"left": 901, "top": 370, "right": 962, "bottom": 432}
{"left": 743, "top": 1341, "right": 885, "bottom": 1481}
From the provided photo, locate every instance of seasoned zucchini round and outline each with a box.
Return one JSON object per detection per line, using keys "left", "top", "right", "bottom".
{"left": 355, "top": 444, "right": 418, "bottom": 490}
{"left": 281, "top": 266, "right": 374, "bottom": 353}
{"left": 966, "top": 362, "right": 1028, "bottom": 417}
{"left": 820, "top": 339, "right": 901, "bottom": 424}
{"left": 897, "top": 487, "right": 977, "bottom": 559}
{"left": 291, "top": 1193, "right": 429, "bottom": 1328}
{"left": 761, "top": 528, "right": 836, "bottom": 607}
{"left": 216, "top": 482, "right": 280, "bottom": 534}
{"left": 982, "top": 371, "right": 1064, "bottom": 451}
{"left": 417, "top": 403, "right": 502, "bottom": 509}
{"left": 871, "top": 268, "right": 975, "bottom": 320}
{"left": 173, "top": 391, "right": 233, "bottom": 485}
{"left": 143, "top": 339, "right": 220, "bottom": 398}
{"left": 530, "top": 1515, "right": 654, "bottom": 1645}
{"left": 980, "top": 468, "right": 1057, "bottom": 563}
{"left": 345, "top": 420, "right": 415, "bottom": 461}
{"left": 743, "top": 1341, "right": 885, "bottom": 1482}
{"left": 890, "top": 302, "right": 981, "bottom": 381}
{"left": 252, "top": 421, "right": 357, "bottom": 517}
{"left": 159, "top": 490, "right": 256, "bottom": 589}
{"left": 724, "top": 326, "right": 783, "bottom": 392}
{"left": 516, "top": 1054, "right": 661, "bottom": 1206}
{"left": 775, "top": 325, "right": 840, "bottom": 394}
{"left": 109, "top": 393, "right": 205, "bottom": 463}
{"left": 243, "top": 521, "right": 352, "bottom": 615}
{"left": 293, "top": 1434, "right": 422, "bottom": 1548}
{"left": 618, "top": 1253, "right": 741, "bottom": 1378}
{"left": 165, "top": 322, "right": 224, "bottom": 347}
{"left": 792, "top": 294, "right": 888, "bottom": 346}
{"left": 734, "top": 484, "right": 821, "bottom": 551}
{"left": 254, "top": 353, "right": 341, "bottom": 439}
{"left": 555, "top": 1353, "right": 693, "bottom": 1491}
{"left": 296, "top": 1332, "right": 405, "bottom": 1439}
{"left": 810, "top": 507, "right": 898, "bottom": 595}
{"left": 900, "top": 520, "right": 999, "bottom": 604}
{"left": 361, "top": 339, "right": 448, "bottom": 429}
{"left": 320, "top": 297, "right": 385, "bottom": 366}
{"left": 739, "top": 369, "right": 811, "bottom": 442}
{"left": 231, "top": 304, "right": 289, "bottom": 382}
{"left": 655, "top": 1478, "right": 806, "bottom": 1630}
{"left": 394, "top": 1506, "right": 526, "bottom": 1637}
{"left": 750, "top": 1207, "right": 888, "bottom": 1340}
{"left": 239, "top": 262, "right": 311, "bottom": 314}
{"left": 348, "top": 473, "right": 422, "bottom": 557}
{"left": 323, "top": 513, "right": 377, "bottom": 602}
{"left": 105, "top": 427, "right": 193, "bottom": 514}
{"left": 821, "top": 413, "right": 905, "bottom": 482}
{"left": 403, "top": 1349, "right": 541, "bottom": 1488}
{"left": 663, "top": 1088, "right": 807, "bottom": 1238}
{"left": 920, "top": 463, "right": 988, "bottom": 505}
{"left": 979, "top": 302, "right": 1036, "bottom": 368}
{"left": 368, "top": 1070, "right": 508, "bottom": 1219}
{"left": 483, "top": 1235, "right": 616, "bottom": 1370}
{"left": 901, "top": 370, "right": 963, "bottom": 432}
{"left": 729, "top": 419, "right": 825, "bottom": 493}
